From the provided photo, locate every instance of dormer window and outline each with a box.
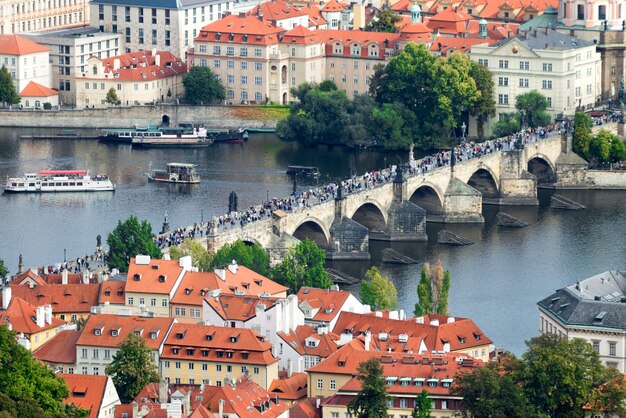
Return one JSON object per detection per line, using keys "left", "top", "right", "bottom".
{"left": 254, "top": 279, "right": 262, "bottom": 286}
{"left": 229, "top": 33, "right": 235, "bottom": 41}
{"left": 458, "top": 336, "right": 465, "bottom": 344}
{"left": 111, "top": 329, "right": 120, "bottom": 337}
{"left": 92, "top": 65, "right": 97, "bottom": 75}
{"left": 176, "top": 332, "right": 185, "bottom": 339}
{"left": 226, "top": 351, "right": 233, "bottom": 358}
{"left": 206, "top": 333, "right": 214, "bottom": 341}
{"left": 95, "top": 329, "right": 102, "bottom": 336}
{"left": 242, "top": 352, "right": 249, "bottom": 359}
{"left": 104, "top": 290, "right": 111, "bottom": 296}
{"left": 242, "top": 34, "right": 248, "bottom": 43}
{"left": 202, "top": 349, "right": 209, "bottom": 356}
{"left": 216, "top": 32, "right": 221, "bottom": 40}
{"left": 200, "top": 290, "right": 207, "bottom": 296}
{"left": 216, "top": 350, "right": 224, "bottom": 358}
{"left": 158, "top": 275, "right": 166, "bottom": 283}
{"left": 230, "top": 334, "right": 239, "bottom": 343}
{"left": 185, "top": 288, "right": 192, "bottom": 295}
{"left": 117, "top": 290, "right": 123, "bottom": 296}
{"left": 133, "top": 274, "right": 141, "bottom": 281}
{"left": 186, "top": 348, "right": 195, "bottom": 355}
{"left": 172, "top": 347, "right": 179, "bottom": 354}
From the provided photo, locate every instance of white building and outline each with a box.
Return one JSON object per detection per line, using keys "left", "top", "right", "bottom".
{"left": 24, "top": 27, "right": 123, "bottom": 107}
{"left": 276, "top": 324, "right": 339, "bottom": 373}
{"left": 538, "top": 270, "right": 626, "bottom": 373}
{"left": 89, "top": 0, "right": 234, "bottom": 58}
{"left": 470, "top": 28, "right": 601, "bottom": 136}
{"left": 0, "top": 34, "right": 52, "bottom": 96}
{"left": 0, "top": 0, "right": 89, "bottom": 35}
{"left": 296, "top": 285, "right": 369, "bottom": 331}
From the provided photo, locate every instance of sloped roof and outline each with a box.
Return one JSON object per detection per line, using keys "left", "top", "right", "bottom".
{"left": 125, "top": 257, "right": 184, "bottom": 295}
{"left": 268, "top": 372, "right": 308, "bottom": 401}
{"left": 10, "top": 283, "right": 99, "bottom": 313}
{"left": 204, "top": 293, "right": 279, "bottom": 321}
{"left": 34, "top": 329, "right": 80, "bottom": 364}
{"left": 252, "top": 0, "right": 310, "bottom": 21}
{"left": 322, "top": 0, "right": 345, "bottom": 12}
{"left": 289, "top": 397, "right": 322, "bottom": 418}
{"left": 0, "top": 297, "right": 66, "bottom": 335}
{"left": 60, "top": 373, "right": 110, "bottom": 418}
{"left": 99, "top": 280, "right": 126, "bottom": 305}
{"left": 277, "top": 325, "right": 339, "bottom": 357}
{"left": 197, "top": 13, "right": 286, "bottom": 46}
{"left": 297, "top": 287, "right": 353, "bottom": 323}
{"left": 519, "top": 5, "right": 558, "bottom": 31}
{"left": 282, "top": 25, "right": 324, "bottom": 44}
{"left": 20, "top": 81, "right": 58, "bottom": 97}
{"left": 76, "top": 314, "right": 175, "bottom": 350}
{"left": 0, "top": 34, "right": 49, "bottom": 55}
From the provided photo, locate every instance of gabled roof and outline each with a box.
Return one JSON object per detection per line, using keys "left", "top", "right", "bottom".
{"left": 10, "top": 283, "right": 100, "bottom": 313}
{"left": 85, "top": 51, "right": 187, "bottom": 83}
{"left": 277, "top": 325, "right": 339, "bottom": 357}
{"left": 125, "top": 257, "right": 184, "bottom": 295}
{"left": 297, "top": 286, "right": 352, "bottom": 323}
{"left": 196, "top": 13, "right": 286, "bottom": 46}
{"left": 204, "top": 293, "right": 279, "bottom": 321}
{"left": 99, "top": 281, "right": 126, "bottom": 305}
{"left": 301, "top": 4, "right": 328, "bottom": 27}
{"left": 282, "top": 25, "right": 324, "bottom": 44}
{"left": 0, "top": 34, "right": 49, "bottom": 55}
{"left": 0, "top": 297, "right": 66, "bottom": 335}
{"left": 20, "top": 81, "right": 58, "bottom": 98}
{"left": 252, "top": 0, "right": 310, "bottom": 21}
{"left": 430, "top": 37, "right": 492, "bottom": 54}
{"left": 289, "top": 397, "right": 322, "bottom": 418}
{"left": 189, "top": 404, "right": 217, "bottom": 418}
{"left": 268, "top": 372, "right": 308, "bottom": 401}
{"left": 34, "top": 329, "right": 80, "bottom": 364}
{"left": 76, "top": 314, "right": 175, "bottom": 350}
{"left": 321, "top": 0, "right": 345, "bottom": 12}
{"left": 60, "top": 373, "right": 110, "bottom": 418}
{"left": 317, "top": 29, "right": 399, "bottom": 49}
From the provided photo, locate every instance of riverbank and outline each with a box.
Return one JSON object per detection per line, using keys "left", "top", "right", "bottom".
{"left": 0, "top": 104, "right": 287, "bottom": 129}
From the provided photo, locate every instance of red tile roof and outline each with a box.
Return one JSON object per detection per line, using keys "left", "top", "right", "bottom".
{"left": 321, "top": 0, "right": 345, "bottom": 12}
{"left": 10, "top": 283, "right": 100, "bottom": 314}
{"left": 297, "top": 287, "right": 352, "bottom": 323}
{"left": 289, "top": 397, "right": 322, "bottom": 418}
{"left": 161, "top": 323, "right": 277, "bottom": 366}
{"left": 301, "top": 4, "right": 327, "bottom": 28}
{"left": 277, "top": 325, "right": 339, "bottom": 358}
{"left": 76, "top": 314, "right": 175, "bottom": 350}
{"left": 268, "top": 372, "right": 308, "bottom": 401}
{"left": 0, "top": 34, "right": 49, "bottom": 55}
{"left": 318, "top": 30, "right": 398, "bottom": 59}
{"left": 430, "top": 37, "right": 493, "bottom": 54}
{"left": 204, "top": 293, "right": 279, "bottom": 322}
{"left": 60, "top": 373, "right": 110, "bottom": 418}
{"left": 125, "top": 257, "right": 184, "bottom": 295}
{"left": 99, "top": 281, "right": 126, "bottom": 305}
{"left": 189, "top": 404, "right": 216, "bottom": 418}
{"left": 34, "top": 329, "right": 80, "bottom": 364}
{"left": 282, "top": 25, "right": 324, "bottom": 44}
{"left": 427, "top": 7, "right": 474, "bottom": 34}
{"left": 197, "top": 14, "right": 286, "bottom": 46}
{"left": 84, "top": 51, "right": 187, "bottom": 83}
{"left": 252, "top": 0, "right": 310, "bottom": 21}
{"left": 19, "top": 81, "right": 58, "bottom": 97}
{"left": 0, "top": 297, "right": 66, "bottom": 335}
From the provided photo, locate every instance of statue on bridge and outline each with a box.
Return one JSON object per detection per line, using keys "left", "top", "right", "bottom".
{"left": 228, "top": 191, "right": 238, "bottom": 214}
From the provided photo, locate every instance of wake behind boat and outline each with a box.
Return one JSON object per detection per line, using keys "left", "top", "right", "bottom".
{"left": 3, "top": 170, "right": 115, "bottom": 193}
{"left": 147, "top": 163, "right": 201, "bottom": 184}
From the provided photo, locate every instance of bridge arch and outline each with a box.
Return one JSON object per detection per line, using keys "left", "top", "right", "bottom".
{"left": 291, "top": 218, "right": 330, "bottom": 250}
{"left": 527, "top": 154, "right": 556, "bottom": 184}
{"left": 240, "top": 237, "right": 262, "bottom": 247}
{"left": 350, "top": 201, "right": 388, "bottom": 233}
{"left": 467, "top": 166, "right": 499, "bottom": 198}
{"left": 409, "top": 184, "right": 444, "bottom": 215}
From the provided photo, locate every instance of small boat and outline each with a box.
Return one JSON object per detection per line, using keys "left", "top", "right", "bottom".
{"left": 147, "top": 163, "right": 201, "bottom": 184}
{"left": 131, "top": 127, "right": 213, "bottom": 148}
{"left": 20, "top": 129, "right": 85, "bottom": 140}
{"left": 209, "top": 128, "right": 249, "bottom": 144}
{"left": 98, "top": 125, "right": 161, "bottom": 144}
{"left": 246, "top": 127, "right": 276, "bottom": 133}
{"left": 3, "top": 170, "right": 115, "bottom": 193}
{"left": 286, "top": 165, "right": 320, "bottom": 177}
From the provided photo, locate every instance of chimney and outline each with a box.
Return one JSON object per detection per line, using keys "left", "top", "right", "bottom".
{"left": 446, "top": 316, "right": 455, "bottom": 323}
{"left": 113, "top": 58, "right": 121, "bottom": 70}
{"left": 399, "top": 309, "right": 405, "bottom": 320}
{"left": 214, "top": 268, "right": 226, "bottom": 281}
{"left": 159, "top": 379, "right": 168, "bottom": 404}
{"left": 36, "top": 306, "right": 45, "bottom": 328}
{"left": 151, "top": 47, "right": 157, "bottom": 57}
{"left": 287, "top": 358, "right": 293, "bottom": 377}
{"left": 155, "top": 53, "right": 161, "bottom": 67}
{"left": 132, "top": 401, "right": 138, "bottom": 418}
{"left": 525, "top": 30, "right": 530, "bottom": 40}
{"left": 546, "top": 27, "right": 550, "bottom": 35}
{"left": 82, "top": 270, "right": 90, "bottom": 284}
{"left": 316, "top": 398, "right": 321, "bottom": 408}
{"left": 62, "top": 269, "right": 68, "bottom": 285}
{"left": 44, "top": 304, "right": 53, "bottom": 324}
{"left": 228, "top": 260, "right": 238, "bottom": 275}
{"left": 179, "top": 256, "right": 192, "bottom": 271}
{"left": 364, "top": 331, "right": 371, "bottom": 351}
{"left": 218, "top": 399, "right": 225, "bottom": 418}
{"left": 2, "top": 287, "right": 11, "bottom": 309}
{"left": 430, "top": 319, "right": 440, "bottom": 326}
{"left": 534, "top": 29, "right": 538, "bottom": 38}
{"left": 183, "top": 390, "right": 191, "bottom": 415}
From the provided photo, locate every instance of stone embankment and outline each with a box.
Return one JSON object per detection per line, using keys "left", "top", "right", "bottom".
{"left": 0, "top": 104, "right": 284, "bottom": 129}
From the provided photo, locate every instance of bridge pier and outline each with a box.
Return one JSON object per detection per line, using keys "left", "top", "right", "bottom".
{"left": 327, "top": 217, "right": 370, "bottom": 260}
{"left": 491, "top": 150, "right": 539, "bottom": 205}
{"left": 442, "top": 178, "right": 484, "bottom": 223}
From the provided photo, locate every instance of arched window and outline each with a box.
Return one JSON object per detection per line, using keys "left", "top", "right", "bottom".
{"left": 92, "top": 65, "right": 97, "bottom": 75}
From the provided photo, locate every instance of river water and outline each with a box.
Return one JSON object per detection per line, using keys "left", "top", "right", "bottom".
{"left": 0, "top": 128, "right": 624, "bottom": 355}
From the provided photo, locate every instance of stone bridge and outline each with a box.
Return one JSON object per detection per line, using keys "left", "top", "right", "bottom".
{"left": 205, "top": 132, "right": 589, "bottom": 261}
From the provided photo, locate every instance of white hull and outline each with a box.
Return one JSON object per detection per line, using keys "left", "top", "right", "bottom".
{"left": 4, "top": 171, "right": 115, "bottom": 193}
{"left": 4, "top": 183, "right": 115, "bottom": 192}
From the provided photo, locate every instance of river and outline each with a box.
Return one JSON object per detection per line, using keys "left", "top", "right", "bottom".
{"left": 0, "top": 128, "right": 624, "bottom": 355}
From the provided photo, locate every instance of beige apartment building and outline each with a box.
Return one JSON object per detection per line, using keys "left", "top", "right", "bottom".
{"left": 75, "top": 49, "right": 187, "bottom": 107}
{"left": 89, "top": 0, "right": 234, "bottom": 58}
{"left": 0, "top": 0, "right": 89, "bottom": 35}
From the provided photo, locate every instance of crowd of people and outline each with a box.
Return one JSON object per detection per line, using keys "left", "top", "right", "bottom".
{"left": 155, "top": 124, "right": 565, "bottom": 245}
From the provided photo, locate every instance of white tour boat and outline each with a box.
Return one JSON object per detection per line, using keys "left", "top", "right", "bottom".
{"left": 3, "top": 170, "right": 115, "bottom": 193}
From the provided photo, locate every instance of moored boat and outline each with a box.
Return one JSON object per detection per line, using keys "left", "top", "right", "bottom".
{"left": 286, "top": 165, "right": 320, "bottom": 177}
{"left": 209, "top": 128, "right": 249, "bottom": 144}
{"left": 131, "top": 127, "right": 213, "bottom": 148}
{"left": 3, "top": 170, "right": 115, "bottom": 193}
{"left": 98, "top": 125, "right": 161, "bottom": 143}
{"left": 147, "top": 163, "right": 201, "bottom": 184}
{"left": 20, "top": 129, "right": 86, "bottom": 140}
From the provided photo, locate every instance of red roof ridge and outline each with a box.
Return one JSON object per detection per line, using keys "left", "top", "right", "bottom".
{"left": 0, "top": 34, "right": 49, "bottom": 55}
{"left": 19, "top": 81, "right": 58, "bottom": 98}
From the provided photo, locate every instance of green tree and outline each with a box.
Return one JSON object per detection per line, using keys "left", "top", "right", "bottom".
{"left": 414, "top": 261, "right": 450, "bottom": 316}
{"left": 209, "top": 240, "right": 269, "bottom": 277}
{"left": 590, "top": 129, "right": 614, "bottom": 163}
{"left": 106, "top": 215, "right": 163, "bottom": 271}
{"left": 493, "top": 112, "right": 521, "bottom": 138}
{"left": 0, "top": 65, "right": 20, "bottom": 106}
{"left": 453, "top": 361, "right": 534, "bottom": 418}
{"left": 0, "top": 258, "right": 8, "bottom": 277}
{"left": 182, "top": 66, "right": 225, "bottom": 105}
{"left": 368, "top": 102, "right": 417, "bottom": 150}
{"left": 468, "top": 60, "right": 496, "bottom": 139}
{"left": 572, "top": 112, "right": 593, "bottom": 159}
{"left": 271, "top": 239, "right": 331, "bottom": 294}
{"left": 360, "top": 266, "right": 398, "bottom": 310}
{"left": 105, "top": 333, "right": 160, "bottom": 404}
{"left": 0, "top": 326, "right": 78, "bottom": 417}
{"left": 515, "top": 90, "right": 551, "bottom": 128}
{"left": 365, "top": 8, "right": 401, "bottom": 32}
{"left": 348, "top": 357, "right": 389, "bottom": 418}
{"left": 516, "top": 334, "right": 626, "bottom": 418}
{"left": 170, "top": 238, "right": 213, "bottom": 272}
{"left": 411, "top": 390, "right": 433, "bottom": 418}
{"left": 610, "top": 136, "right": 626, "bottom": 162}
{"left": 318, "top": 80, "right": 338, "bottom": 92}
{"left": 105, "top": 87, "right": 119, "bottom": 105}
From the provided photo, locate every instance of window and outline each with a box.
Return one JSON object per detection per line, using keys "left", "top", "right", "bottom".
{"left": 598, "top": 4, "right": 606, "bottom": 20}
{"left": 542, "top": 80, "right": 552, "bottom": 89}
{"left": 227, "top": 75, "right": 234, "bottom": 84}
{"left": 240, "top": 61, "right": 248, "bottom": 70}
{"left": 227, "top": 47, "right": 234, "bottom": 55}
{"left": 151, "top": 298, "right": 156, "bottom": 306}
{"left": 610, "top": 342, "right": 617, "bottom": 356}
{"left": 254, "top": 77, "right": 262, "bottom": 85}
{"left": 227, "top": 60, "right": 234, "bottom": 69}
{"left": 478, "top": 58, "right": 488, "bottom": 66}
{"left": 317, "top": 379, "right": 323, "bottom": 389}
{"left": 519, "top": 78, "right": 529, "bottom": 87}
{"left": 139, "top": 297, "right": 145, "bottom": 305}
{"left": 498, "top": 77, "right": 508, "bottom": 86}
{"left": 175, "top": 361, "right": 181, "bottom": 369}
{"left": 399, "top": 398, "right": 407, "bottom": 408}
{"left": 202, "top": 363, "right": 208, "bottom": 371}
{"left": 441, "top": 400, "right": 448, "bottom": 410}
{"left": 498, "top": 94, "right": 509, "bottom": 105}
{"left": 587, "top": 84, "right": 592, "bottom": 94}
{"left": 593, "top": 340, "right": 600, "bottom": 353}
{"left": 519, "top": 61, "right": 529, "bottom": 70}
{"left": 82, "top": 366, "right": 88, "bottom": 374}
{"left": 92, "top": 349, "right": 98, "bottom": 358}
{"left": 547, "top": 97, "right": 552, "bottom": 107}
{"left": 498, "top": 59, "right": 509, "bottom": 69}
{"left": 216, "top": 364, "right": 222, "bottom": 371}
{"left": 128, "top": 297, "right": 134, "bottom": 305}
{"left": 542, "top": 63, "right": 553, "bottom": 72}
{"left": 162, "top": 299, "right": 167, "bottom": 307}
{"left": 81, "top": 348, "right": 87, "bottom": 358}
{"left": 255, "top": 62, "right": 262, "bottom": 71}
{"left": 575, "top": 86, "right": 581, "bottom": 97}
{"left": 240, "top": 47, "right": 248, "bottom": 57}
{"left": 93, "top": 367, "right": 99, "bottom": 375}
{"left": 577, "top": 4, "right": 584, "bottom": 19}
{"left": 213, "top": 46, "right": 221, "bottom": 55}
{"left": 330, "top": 379, "right": 336, "bottom": 390}
{"left": 253, "top": 367, "right": 260, "bottom": 374}
{"left": 255, "top": 48, "right": 262, "bottom": 57}
{"left": 189, "top": 362, "right": 194, "bottom": 370}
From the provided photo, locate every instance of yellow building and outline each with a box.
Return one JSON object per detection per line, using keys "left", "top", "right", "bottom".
{"left": 0, "top": 290, "right": 67, "bottom": 351}
{"left": 160, "top": 323, "right": 279, "bottom": 389}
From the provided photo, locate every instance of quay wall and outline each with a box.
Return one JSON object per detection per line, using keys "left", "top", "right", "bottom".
{"left": 586, "top": 170, "right": 626, "bottom": 188}
{"left": 0, "top": 105, "right": 282, "bottom": 129}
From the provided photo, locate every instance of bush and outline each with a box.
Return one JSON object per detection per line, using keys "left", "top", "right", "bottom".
{"left": 43, "top": 102, "right": 52, "bottom": 110}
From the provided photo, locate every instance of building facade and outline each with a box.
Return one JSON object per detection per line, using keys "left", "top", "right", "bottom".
{"left": 0, "top": 0, "right": 89, "bottom": 35}
{"left": 89, "top": 0, "right": 234, "bottom": 58}
{"left": 0, "top": 34, "right": 51, "bottom": 94}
